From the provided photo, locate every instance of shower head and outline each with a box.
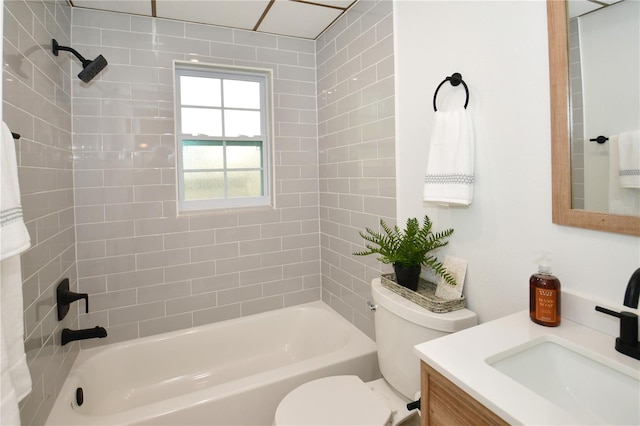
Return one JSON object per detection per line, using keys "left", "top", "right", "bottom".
{"left": 77, "top": 55, "right": 108, "bottom": 83}
{"left": 52, "top": 39, "right": 108, "bottom": 83}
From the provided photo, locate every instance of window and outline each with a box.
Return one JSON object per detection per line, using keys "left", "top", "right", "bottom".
{"left": 174, "top": 63, "right": 272, "bottom": 212}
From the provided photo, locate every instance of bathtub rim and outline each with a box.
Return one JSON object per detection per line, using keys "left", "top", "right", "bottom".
{"left": 45, "top": 300, "right": 378, "bottom": 426}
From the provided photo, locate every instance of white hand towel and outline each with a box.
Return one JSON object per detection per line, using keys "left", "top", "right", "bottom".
{"left": 0, "top": 121, "right": 32, "bottom": 420}
{"left": 423, "top": 107, "right": 475, "bottom": 205}
{"left": 617, "top": 130, "right": 640, "bottom": 188}
{"left": 608, "top": 134, "right": 640, "bottom": 215}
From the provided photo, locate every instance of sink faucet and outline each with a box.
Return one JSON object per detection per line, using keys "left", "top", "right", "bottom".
{"left": 623, "top": 267, "right": 640, "bottom": 309}
{"left": 595, "top": 267, "right": 640, "bottom": 360}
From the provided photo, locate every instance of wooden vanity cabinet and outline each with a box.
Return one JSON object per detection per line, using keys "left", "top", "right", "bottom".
{"left": 421, "top": 361, "right": 509, "bottom": 426}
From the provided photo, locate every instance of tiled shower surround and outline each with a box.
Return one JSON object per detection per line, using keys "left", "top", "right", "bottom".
{"left": 3, "top": 1, "right": 78, "bottom": 425}
{"left": 71, "top": 7, "right": 323, "bottom": 344}
{"left": 3, "top": 0, "right": 394, "bottom": 423}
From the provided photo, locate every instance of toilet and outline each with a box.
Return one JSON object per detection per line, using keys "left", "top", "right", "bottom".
{"left": 274, "top": 278, "right": 478, "bottom": 426}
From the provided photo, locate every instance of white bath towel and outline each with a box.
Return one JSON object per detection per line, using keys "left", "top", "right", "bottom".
{"left": 1, "top": 122, "right": 30, "bottom": 258}
{"left": 1, "top": 121, "right": 32, "bottom": 424}
{"left": 608, "top": 134, "right": 640, "bottom": 215}
{"left": 617, "top": 130, "right": 640, "bottom": 188}
{"left": 423, "top": 107, "right": 475, "bottom": 205}
{"left": 1, "top": 330, "right": 21, "bottom": 426}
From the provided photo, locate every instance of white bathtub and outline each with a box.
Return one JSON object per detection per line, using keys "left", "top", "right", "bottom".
{"left": 46, "top": 301, "right": 380, "bottom": 425}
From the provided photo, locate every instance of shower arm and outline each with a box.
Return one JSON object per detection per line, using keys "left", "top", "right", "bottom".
{"left": 52, "top": 39, "right": 91, "bottom": 67}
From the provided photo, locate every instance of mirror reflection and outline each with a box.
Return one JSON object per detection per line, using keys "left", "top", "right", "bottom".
{"left": 567, "top": 0, "right": 640, "bottom": 215}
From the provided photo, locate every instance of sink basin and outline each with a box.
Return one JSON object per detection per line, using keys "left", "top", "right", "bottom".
{"left": 486, "top": 336, "right": 640, "bottom": 425}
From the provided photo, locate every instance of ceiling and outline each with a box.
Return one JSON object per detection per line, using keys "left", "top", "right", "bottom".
{"left": 68, "top": 0, "right": 357, "bottom": 40}
{"left": 567, "top": 0, "right": 620, "bottom": 18}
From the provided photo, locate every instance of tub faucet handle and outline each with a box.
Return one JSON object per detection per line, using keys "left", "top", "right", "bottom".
{"left": 57, "top": 278, "right": 89, "bottom": 320}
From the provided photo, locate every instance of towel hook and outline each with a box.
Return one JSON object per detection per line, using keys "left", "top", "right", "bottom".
{"left": 589, "top": 135, "right": 608, "bottom": 144}
{"left": 433, "top": 72, "right": 469, "bottom": 111}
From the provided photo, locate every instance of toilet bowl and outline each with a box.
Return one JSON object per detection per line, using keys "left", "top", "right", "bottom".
{"left": 274, "top": 278, "right": 477, "bottom": 426}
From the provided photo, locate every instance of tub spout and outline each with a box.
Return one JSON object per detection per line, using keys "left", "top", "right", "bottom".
{"left": 61, "top": 326, "right": 107, "bottom": 346}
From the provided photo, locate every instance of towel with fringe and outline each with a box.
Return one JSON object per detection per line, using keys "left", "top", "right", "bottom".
{"left": 617, "top": 130, "right": 640, "bottom": 188}
{"left": 1, "top": 121, "right": 32, "bottom": 425}
{"left": 423, "top": 107, "right": 474, "bottom": 205}
{"left": 608, "top": 134, "right": 640, "bottom": 215}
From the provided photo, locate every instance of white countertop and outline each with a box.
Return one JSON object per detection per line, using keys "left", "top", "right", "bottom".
{"left": 414, "top": 310, "right": 640, "bottom": 425}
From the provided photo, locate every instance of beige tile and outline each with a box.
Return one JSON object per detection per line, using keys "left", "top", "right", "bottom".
{"left": 215, "top": 225, "right": 261, "bottom": 243}
{"left": 139, "top": 313, "right": 193, "bottom": 338}
{"left": 163, "top": 230, "right": 215, "bottom": 249}
{"left": 107, "top": 268, "right": 164, "bottom": 291}
{"left": 217, "top": 284, "right": 262, "bottom": 305}
{"left": 192, "top": 273, "right": 239, "bottom": 294}
{"left": 193, "top": 303, "right": 241, "bottom": 327}
{"left": 105, "top": 235, "right": 163, "bottom": 256}
{"left": 138, "top": 281, "right": 191, "bottom": 303}
{"left": 108, "top": 301, "right": 166, "bottom": 327}
{"left": 239, "top": 266, "right": 283, "bottom": 286}
{"left": 137, "top": 248, "right": 190, "bottom": 270}
{"left": 284, "top": 288, "right": 321, "bottom": 306}
{"left": 166, "top": 291, "right": 218, "bottom": 315}
{"left": 164, "top": 261, "right": 216, "bottom": 283}
{"left": 135, "top": 217, "right": 189, "bottom": 236}
{"left": 190, "top": 243, "right": 239, "bottom": 262}
{"left": 241, "top": 296, "right": 283, "bottom": 316}
{"left": 216, "top": 255, "right": 261, "bottom": 275}
{"left": 238, "top": 237, "right": 282, "bottom": 256}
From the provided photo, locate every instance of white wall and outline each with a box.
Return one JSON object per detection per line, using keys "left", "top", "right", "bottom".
{"left": 394, "top": 0, "right": 640, "bottom": 324}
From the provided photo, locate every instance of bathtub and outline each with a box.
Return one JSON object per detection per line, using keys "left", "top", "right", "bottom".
{"left": 45, "top": 301, "right": 380, "bottom": 425}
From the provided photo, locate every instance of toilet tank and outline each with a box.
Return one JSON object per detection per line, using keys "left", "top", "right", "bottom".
{"left": 371, "top": 278, "right": 477, "bottom": 400}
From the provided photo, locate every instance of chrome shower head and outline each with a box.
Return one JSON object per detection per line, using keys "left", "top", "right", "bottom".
{"left": 52, "top": 39, "right": 108, "bottom": 83}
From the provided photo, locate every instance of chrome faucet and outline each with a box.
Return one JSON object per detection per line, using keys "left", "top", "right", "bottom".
{"left": 595, "top": 267, "right": 640, "bottom": 360}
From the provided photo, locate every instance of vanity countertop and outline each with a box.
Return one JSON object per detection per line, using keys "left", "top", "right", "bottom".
{"left": 414, "top": 310, "right": 640, "bottom": 425}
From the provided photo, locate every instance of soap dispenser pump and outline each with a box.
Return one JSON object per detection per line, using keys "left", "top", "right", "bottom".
{"left": 529, "top": 254, "right": 561, "bottom": 327}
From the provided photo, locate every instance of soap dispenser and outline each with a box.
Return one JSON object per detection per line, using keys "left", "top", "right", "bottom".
{"left": 529, "top": 255, "right": 561, "bottom": 327}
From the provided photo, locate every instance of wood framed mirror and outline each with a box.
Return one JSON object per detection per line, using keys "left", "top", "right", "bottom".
{"left": 547, "top": 0, "right": 640, "bottom": 236}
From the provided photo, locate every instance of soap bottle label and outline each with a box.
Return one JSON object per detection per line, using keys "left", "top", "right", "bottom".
{"left": 535, "top": 288, "right": 557, "bottom": 323}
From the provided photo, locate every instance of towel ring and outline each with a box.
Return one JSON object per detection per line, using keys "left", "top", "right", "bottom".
{"left": 433, "top": 72, "right": 469, "bottom": 111}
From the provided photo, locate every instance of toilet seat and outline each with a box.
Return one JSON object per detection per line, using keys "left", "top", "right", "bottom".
{"left": 274, "top": 375, "right": 392, "bottom": 426}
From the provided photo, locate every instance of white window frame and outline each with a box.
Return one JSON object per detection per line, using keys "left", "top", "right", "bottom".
{"left": 174, "top": 62, "right": 273, "bottom": 212}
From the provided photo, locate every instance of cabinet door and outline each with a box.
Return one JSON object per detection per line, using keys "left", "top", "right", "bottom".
{"left": 421, "top": 361, "right": 508, "bottom": 426}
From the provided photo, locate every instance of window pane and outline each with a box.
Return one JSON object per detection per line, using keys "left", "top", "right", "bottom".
{"left": 227, "top": 171, "right": 263, "bottom": 197}
{"left": 184, "top": 172, "right": 224, "bottom": 200}
{"left": 183, "top": 141, "right": 223, "bottom": 170}
{"left": 227, "top": 142, "right": 262, "bottom": 169}
{"left": 181, "top": 108, "right": 222, "bottom": 136}
{"left": 223, "top": 80, "right": 260, "bottom": 109}
{"left": 224, "top": 110, "right": 261, "bottom": 137}
{"left": 181, "top": 76, "right": 221, "bottom": 107}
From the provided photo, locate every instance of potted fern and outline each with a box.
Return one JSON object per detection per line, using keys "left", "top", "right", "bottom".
{"left": 353, "top": 215, "right": 455, "bottom": 291}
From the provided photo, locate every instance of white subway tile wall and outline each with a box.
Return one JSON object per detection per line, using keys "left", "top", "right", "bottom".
{"left": 3, "top": 1, "right": 77, "bottom": 424}
{"left": 316, "top": 0, "right": 396, "bottom": 339}
{"left": 71, "top": 7, "right": 322, "bottom": 346}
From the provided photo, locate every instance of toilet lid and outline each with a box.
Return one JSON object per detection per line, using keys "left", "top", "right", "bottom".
{"left": 274, "top": 375, "right": 391, "bottom": 426}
